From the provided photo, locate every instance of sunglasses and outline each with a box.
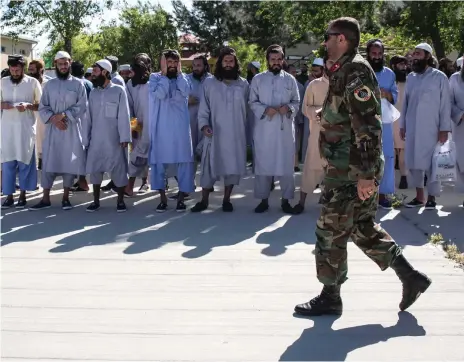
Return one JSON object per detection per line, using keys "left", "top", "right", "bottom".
{"left": 324, "top": 32, "right": 341, "bottom": 42}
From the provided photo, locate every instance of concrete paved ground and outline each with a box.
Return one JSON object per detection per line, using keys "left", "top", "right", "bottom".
{"left": 1, "top": 171, "right": 464, "bottom": 361}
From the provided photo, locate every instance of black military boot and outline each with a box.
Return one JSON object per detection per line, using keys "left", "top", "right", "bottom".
{"left": 294, "top": 285, "right": 343, "bottom": 316}
{"left": 391, "top": 254, "right": 432, "bottom": 311}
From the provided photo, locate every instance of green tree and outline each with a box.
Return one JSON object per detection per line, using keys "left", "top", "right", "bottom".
{"left": 399, "top": 1, "right": 464, "bottom": 59}
{"left": 1, "top": 0, "right": 113, "bottom": 55}
{"left": 172, "top": 0, "right": 240, "bottom": 55}
{"left": 228, "top": 38, "right": 267, "bottom": 77}
{"left": 43, "top": 33, "right": 102, "bottom": 68}
{"left": 109, "top": 1, "right": 178, "bottom": 67}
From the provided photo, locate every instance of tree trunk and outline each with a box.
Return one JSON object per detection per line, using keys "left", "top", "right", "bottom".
{"left": 430, "top": 27, "right": 445, "bottom": 60}
{"left": 64, "top": 37, "right": 73, "bottom": 56}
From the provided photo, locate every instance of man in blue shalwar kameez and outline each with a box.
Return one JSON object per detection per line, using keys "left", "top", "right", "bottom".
{"left": 148, "top": 49, "right": 194, "bottom": 212}
{"left": 366, "top": 39, "right": 398, "bottom": 209}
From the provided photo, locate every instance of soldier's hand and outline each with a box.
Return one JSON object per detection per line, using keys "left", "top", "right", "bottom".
{"left": 357, "top": 179, "right": 376, "bottom": 201}
{"left": 160, "top": 55, "right": 167, "bottom": 76}
{"left": 265, "top": 107, "right": 278, "bottom": 118}
{"left": 316, "top": 109, "right": 322, "bottom": 123}
{"left": 400, "top": 128, "right": 406, "bottom": 141}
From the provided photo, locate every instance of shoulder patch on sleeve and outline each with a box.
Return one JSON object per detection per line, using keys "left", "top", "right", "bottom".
{"left": 353, "top": 86, "right": 372, "bottom": 102}
{"left": 346, "top": 77, "right": 364, "bottom": 92}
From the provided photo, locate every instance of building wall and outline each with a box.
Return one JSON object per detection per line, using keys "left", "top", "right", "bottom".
{"left": 1, "top": 37, "right": 36, "bottom": 70}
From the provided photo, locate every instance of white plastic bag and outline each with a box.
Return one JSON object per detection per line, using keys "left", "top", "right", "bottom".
{"left": 431, "top": 138, "right": 457, "bottom": 182}
{"left": 381, "top": 98, "right": 400, "bottom": 124}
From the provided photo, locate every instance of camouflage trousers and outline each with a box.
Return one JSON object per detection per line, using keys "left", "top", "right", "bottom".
{"left": 315, "top": 183, "right": 401, "bottom": 286}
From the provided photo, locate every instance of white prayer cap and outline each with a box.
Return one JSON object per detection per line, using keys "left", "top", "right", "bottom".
{"left": 251, "top": 61, "right": 260, "bottom": 69}
{"left": 119, "top": 64, "right": 131, "bottom": 71}
{"left": 95, "top": 59, "right": 112, "bottom": 73}
{"left": 86, "top": 68, "right": 93, "bottom": 74}
{"left": 457, "top": 57, "right": 463, "bottom": 68}
{"left": 54, "top": 51, "right": 71, "bottom": 60}
{"left": 312, "top": 58, "right": 324, "bottom": 67}
{"left": 415, "top": 43, "right": 433, "bottom": 54}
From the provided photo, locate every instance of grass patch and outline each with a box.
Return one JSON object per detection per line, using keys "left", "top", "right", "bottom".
{"left": 391, "top": 193, "right": 407, "bottom": 209}
{"left": 428, "top": 233, "right": 464, "bottom": 267}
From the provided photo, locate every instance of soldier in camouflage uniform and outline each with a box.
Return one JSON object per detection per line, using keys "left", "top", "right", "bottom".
{"left": 295, "top": 17, "right": 431, "bottom": 317}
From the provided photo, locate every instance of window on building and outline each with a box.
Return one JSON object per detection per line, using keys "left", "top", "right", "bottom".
{"left": 20, "top": 49, "right": 26, "bottom": 55}
{"left": 1, "top": 46, "right": 5, "bottom": 53}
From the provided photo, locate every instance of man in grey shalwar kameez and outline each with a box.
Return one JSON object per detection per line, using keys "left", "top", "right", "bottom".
{"left": 30, "top": 51, "right": 87, "bottom": 211}
{"left": 85, "top": 59, "right": 131, "bottom": 213}
{"left": 249, "top": 45, "right": 300, "bottom": 214}
{"left": 450, "top": 67, "right": 464, "bottom": 204}
{"left": 191, "top": 47, "right": 249, "bottom": 212}
{"left": 399, "top": 43, "right": 452, "bottom": 210}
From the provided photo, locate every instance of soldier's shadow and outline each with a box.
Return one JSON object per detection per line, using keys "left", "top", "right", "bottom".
{"left": 279, "top": 312, "right": 426, "bottom": 361}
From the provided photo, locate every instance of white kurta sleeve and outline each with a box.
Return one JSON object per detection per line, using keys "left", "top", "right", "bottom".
{"left": 197, "top": 79, "right": 211, "bottom": 131}
{"left": 64, "top": 83, "right": 87, "bottom": 124}
{"left": 438, "top": 76, "right": 452, "bottom": 132}
{"left": 33, "top": 79, "right": 42, "bottom": 105}
{"left": 249, "top": 77, "right": 268, "bottom": 119}
{"left": 175, "top": 73, "right": 191, "bottom": 99}
{"left": 285, "top": 76, "right": 300, "bottom": 116}
{"left": 149, "top": 73, "right": 170, "bottom": 99}
{"left": 117, "top": 89, "right": 132, "bottom": 143}
{"left": 38, "top": 82, "right": 54, "bottom": 123}
{"left": 450, "top": 76, "right": 464, "bottom": 125}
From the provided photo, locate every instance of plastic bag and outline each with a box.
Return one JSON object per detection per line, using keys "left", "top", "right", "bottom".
{"left": 431, "top": 138, "right": 457, "bottom": 182}
{"left": 381, "top": 98, "right": 400, "bottom": 124}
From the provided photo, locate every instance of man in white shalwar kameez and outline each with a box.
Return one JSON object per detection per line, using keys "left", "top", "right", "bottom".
{"left": 249, "top": 44, "right": 300, "bottom": 213}
{"left": 450, "top": 68, "right": 464, "bottom": 204}
{"left": 1, "top": 55, "right": 41, "bottom": 209}
{"left": 85, "top": 59, "right": 131, "bottom": 213}
{"left": 400, "top": 43, "right": 452, "bottom": 210}
{"left": 30, "top": 51, "right": 87, "bottom": 211}
{"left": 148, "top": 49, "right": 194, "bottom": 213}
{"left": 191, "top": 47, "right": 248, "bottom": 212}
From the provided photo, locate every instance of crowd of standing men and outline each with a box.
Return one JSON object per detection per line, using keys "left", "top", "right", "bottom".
{"left": 2, "top": 15, "right": 464, "bottom": 318}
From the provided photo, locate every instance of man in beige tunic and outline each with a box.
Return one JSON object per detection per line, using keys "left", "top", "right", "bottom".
{"left": 292, "top": 63, "right": 330, "bottom": 214}
{"left": 390, "top": 55, "right": 408, "bottom": 189}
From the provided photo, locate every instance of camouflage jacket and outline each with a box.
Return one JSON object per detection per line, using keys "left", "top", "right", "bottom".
{"left": 319, "top": 50, "right": 384, "bottom": 188}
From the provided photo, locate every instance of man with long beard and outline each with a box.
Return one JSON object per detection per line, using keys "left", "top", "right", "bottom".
{"left": 28, "top": 59, "right": 47, "bottom": 171}
{"left": 29, "top": 51, "right": 87, "bottom": 211}
{"left": 400, "top": 43, "right": 452, "bottom": 210}
{"left": 249, "top": 44, "right": 300, "bottom": 214}
{"left": 1, "top": 55, "right": 41, "bottom": 209}
{"left": 124, "top": 53, "right": 152, "bottom": 196}
{"left": 191, "top": 47, "right": 249, "bottom": 212}
{"left": 294, "top": 18, "right": 431, "bottom": 317}
{"left": 148, "top": 49, "right": 194, "bottom": 212}
{"left": 366, "top": 39, "right": 398, "bottom": 210}
{"left": 390, "top": 55, "right": 409, "bottom": 189}
{"left": 85, "top": 59, "right": 131, "bottom": 212}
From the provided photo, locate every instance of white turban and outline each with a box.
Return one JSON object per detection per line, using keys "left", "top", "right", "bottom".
{"left": 54, "top": 51, "right": 71, "bottom": 60}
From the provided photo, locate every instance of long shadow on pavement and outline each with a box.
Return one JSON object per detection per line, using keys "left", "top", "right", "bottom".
{"left": 279, "top": 311, "right": 426, "bottom": 361}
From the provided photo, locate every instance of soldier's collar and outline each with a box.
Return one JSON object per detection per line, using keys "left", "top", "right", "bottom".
{"left": 327, "top": 50, "right": 357, "bottom": 76}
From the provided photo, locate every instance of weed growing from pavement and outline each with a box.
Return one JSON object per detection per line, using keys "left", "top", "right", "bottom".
{"left": 428, "top": 233, "right": 464, "bottom": 268}
{"left": 391, "top": 193, "right": 407, "bottom": 209}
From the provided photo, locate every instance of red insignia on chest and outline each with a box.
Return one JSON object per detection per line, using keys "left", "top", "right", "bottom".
{"left": 330, "top": 62, "right": 341, "bottom": 72}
